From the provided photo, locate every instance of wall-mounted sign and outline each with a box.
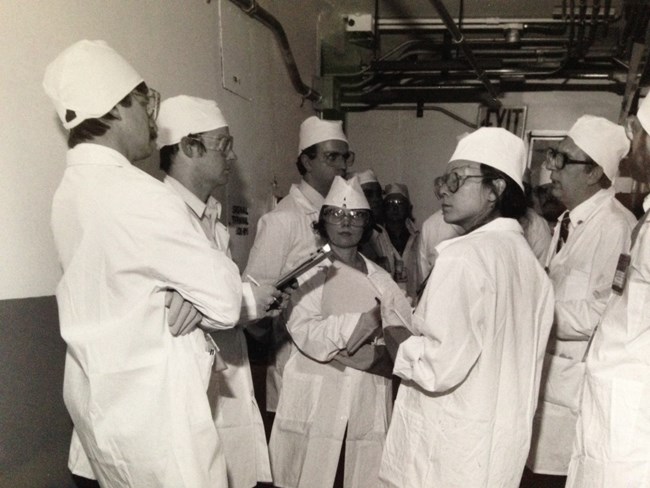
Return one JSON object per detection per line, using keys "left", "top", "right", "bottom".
{"left": 231, "top": 205, "right": 249, "bottom": 236}
{"left": 477, "top": 105, "right": 528, "bottom": 138}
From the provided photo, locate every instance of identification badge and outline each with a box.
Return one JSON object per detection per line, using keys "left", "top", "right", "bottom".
{"left": 611, "top": 253, "right": 631, "bottom": 295}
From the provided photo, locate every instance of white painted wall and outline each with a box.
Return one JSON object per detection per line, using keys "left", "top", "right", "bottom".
{"left": 0, "top": 0, "right": 320, "bottom": 300}
{"left": 347, "top": 91, "right": 623, "bottom": 225}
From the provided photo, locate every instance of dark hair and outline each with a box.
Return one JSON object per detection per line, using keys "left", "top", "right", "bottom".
{"left": 312, "top": 206, "right": 374, "bottom": 245}
{"left": 296, "top": 145, "right": 318, "bottom": 175}
{"left": 67, "top": 82, "right": 148, "bottom": 148}
{"left": 479, "top": 164, "right": 528, "bottom": 220}
{"left": 159, "top": 133, "right": 207, "bottom": 173}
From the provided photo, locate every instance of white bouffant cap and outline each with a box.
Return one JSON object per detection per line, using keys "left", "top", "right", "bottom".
{"left": 449, "top": 127, "right": 526, "bottom": 191}
{"left": 355, "top": 169, "right": 379, "bottom": 185}
{"left": 156, "top": 95, "right": 228, "bottom": 148}
{"left": 638, "top": 96, "right": 650, "bottom": 135}
{"left": 323, "top": 175, "right": 370, "bottom": 209}
{"left": 299, "top": 116, "right": 348, "bottom": 154}
{"left": 567, "top": 115, "right": 629, "bottom": 181}
{"left": 43, "top": 40, "right": 143, "bottom": 129}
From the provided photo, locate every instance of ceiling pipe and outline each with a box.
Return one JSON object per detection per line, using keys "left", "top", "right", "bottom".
{"left": 227, "top": 0, "right": 321, "bottom": 103}
{"left": 426, "top": 0, "right": 501, "bottom": 107}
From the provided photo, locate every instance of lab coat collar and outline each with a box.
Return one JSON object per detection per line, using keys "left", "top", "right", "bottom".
{"left": 644, "top": 193, "right": 650, "bottom": 213}
{"left": 435, "top": 217, "right": 523, "bottom": 254}
{"left": 288, "top": 179, "right": 325, "bottom": 215}
{"left": 559, "top": 187, "right": 615, "bottom": 229}
{"left": 66, "top": 143, "right": 133, "bottom": 168}
{"left": 163, "top": 175, "right": 221, "bottom": 220}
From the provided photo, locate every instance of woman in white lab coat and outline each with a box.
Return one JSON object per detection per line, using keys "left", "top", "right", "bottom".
{"left": 379, "top": 128, "right": 555, "bottom": 488}
{"left": 269, "top": 176, "right": 411, "bottom": 488}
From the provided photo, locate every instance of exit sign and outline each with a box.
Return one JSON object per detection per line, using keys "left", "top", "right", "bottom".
{"left": 477, "top": 105, "right": 528, "bottom": 138}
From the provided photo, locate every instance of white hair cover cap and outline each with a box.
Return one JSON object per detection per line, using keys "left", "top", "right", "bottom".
{"left": 356, "top": 169, "right": 379, "bottom": 185}
{"left": 156, "top": 95, "right": 228, "bottom": 148}
{"left": 299, "top": 116, "right": 348, "bottom": 154}
{"left": 638, "top": 96, "right": 650, "bottom": 135}
{"left": 43, "top": 40, "right": 143, "bottom": 129}
{"left": 323, "top": 175, "right": 370, "bottom": 210}
{"left": 567, "top": 115, "right": 629, "bottom": 181}
{"left": 384, "top": 183, "right": 410, "bottom": 201}
{"left": 449, "top": 127, "right": 526, "bottom": 191}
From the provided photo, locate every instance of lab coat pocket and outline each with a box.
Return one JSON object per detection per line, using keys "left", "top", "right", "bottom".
{"left": 542, "top": 352, "right": 585, "bottom": 413}
{"left": 559, "top": 269, "right": 590, "bottom": 302}
{"left": 275, "top": 369, "right": 322, "bottom": 432}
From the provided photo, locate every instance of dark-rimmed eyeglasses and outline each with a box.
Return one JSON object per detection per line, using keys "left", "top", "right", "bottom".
{"left": 133, "top": 87, "right": 160, "bottom": 121}
{"left": 545, "top": 148, "right": 594, "bottom": 171}
{"left": 434, "top": 167, "right": 490, "bottom": 199}
{"left": 321, "top": 151, "right": 355, "bottom": 167}
{"left": 322, "top": 207, "right": 370, "bottom": 227}
{"left": 188, "top": 134, "right": 234, "bottom": 156}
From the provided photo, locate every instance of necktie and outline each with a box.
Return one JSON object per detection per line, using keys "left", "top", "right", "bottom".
{"left": 556, "top": 212, "right": 571, "bottom": 253}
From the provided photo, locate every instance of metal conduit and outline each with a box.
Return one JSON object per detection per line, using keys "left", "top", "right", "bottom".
{"left": 227, "top": 0, "right": 321, "bottom": 103}
{"left": 427, "top": 0, "right": 501, "bottom": 107}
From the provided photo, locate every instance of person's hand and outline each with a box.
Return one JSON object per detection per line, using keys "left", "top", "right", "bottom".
{"left": 250, "top": 284, "right": 282, "bottom": 317}
{"left": 347, "top": 302, "right": 382, "bottom": 355}
{"left": 384, "top": 325, "right": 413, "bottom": 362}
{"left": 165, "top": 290, "right": 203, "bottom": 336}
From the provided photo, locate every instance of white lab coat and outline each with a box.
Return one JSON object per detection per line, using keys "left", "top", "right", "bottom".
{"left": 244, "top": 180, "right": 325, "bottom": 411}
{"left": 379, "top": 218, "right": 554, "bottom": 488}
{"left": 164, "top": 176, "right": 272, "bottom": 488}
{"left": 566, "top": 195, "right": 650, "bottom": 487}
{"left": 52, "top": 144, "right": 242, "bottom": 488}
{"left": 528, "top": 189, "right": 635, "bottom": 475}
{"left": 270, "top": 257, "right": 405, "bottom": 488}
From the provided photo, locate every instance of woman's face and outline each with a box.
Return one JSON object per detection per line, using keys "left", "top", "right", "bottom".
{"left": 437, "top": 160, "right": 496, "bottom": 232}
{"left": 322, "top": 206, "right": 369, "bottom": 249}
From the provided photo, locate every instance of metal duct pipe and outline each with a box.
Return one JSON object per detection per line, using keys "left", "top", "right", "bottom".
{"left": 227, "top": 0, "right": 321, "bottom": 102}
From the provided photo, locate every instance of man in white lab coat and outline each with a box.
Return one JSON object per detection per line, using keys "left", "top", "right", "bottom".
{"left": 566, "top": 97, "right": 650, "bottom": 487}
{"left": 44, "top": 40, "right": 243, "bottom": 488}
{"left": 155, "top": 95, "right": 280, "bottom": 488}
{"left": 526, "top": 116, "right": 636, "bottom": 484}
{"left": 244, "top": 116, "right": 354, "bottom": 413}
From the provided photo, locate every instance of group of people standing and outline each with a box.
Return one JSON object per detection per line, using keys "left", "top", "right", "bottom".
{"left": 43, "top": 38, "right": 650, "bottom": 488}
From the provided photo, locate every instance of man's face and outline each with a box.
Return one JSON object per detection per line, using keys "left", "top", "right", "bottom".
{"left": 549, "top": 137, "right": 593, "bottom": 209}
{"left": 628, "top": 117, "right": 650, "bottom": 183}
{"left": 123, "top": 86, "right": 159, "bottom": 162}
{"left": 361, "top": 182, "right": 384, "bottom": 223}
{"left": 384, "top": 194, "right": 410, "bottom": 224}
{"left": 305, "top": 139, "right": 350, "bottom": 193}
{"left": 194, "top": 127, "right": 236, "bottom": 188}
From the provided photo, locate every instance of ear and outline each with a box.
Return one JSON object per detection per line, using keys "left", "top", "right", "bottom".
{"left": 625, "top": 115, "right": 638, "bottom": 142}
{"left": 179, "top": 136, "right": 194, "bottom": 158}
{"left": 300, "top": 153, "right": 313, "bottom": 174}
{"left": 586, "top": 164, "right": 604, "bottom": 185}
{"left": 487, "top": 178, "right": 506, "bottom": 202}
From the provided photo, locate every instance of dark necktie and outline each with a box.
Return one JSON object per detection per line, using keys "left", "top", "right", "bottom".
{"left": 556, "top": 212, "right": 571, "bottom": 253}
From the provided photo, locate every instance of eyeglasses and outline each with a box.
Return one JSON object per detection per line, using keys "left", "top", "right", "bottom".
{"left": 133, "top": 87, "right": 160, "bottom": 121}
{"left": 384, "top": 198, "right": 409, "bottom": 208}
{"left": 321, "top": 151, "right": 355, "bottom": 167}
{"left": 322, "top": 207, "right": 370, "bottom": 227}
{"left": 545, "top": 148, "right": 594, "bottom": 171}
{"left": 434, "top": 166, "right": 489, "bottom": 199}
{"left": 188, "top": 134, "right": 234, "bottom": 156}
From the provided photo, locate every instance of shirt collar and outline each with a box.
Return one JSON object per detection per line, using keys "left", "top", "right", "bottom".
{"left": 297, "top": 179, "right": 325, "bottom": 209}
{"left": 435, "top": 217, "right": 523, "bottom": 254}
{"left": 66, "top": 143, "right": 132, "bottom": 168}
{"left": 561, "top": 187, "right": 615, "bottom": 227}
{"left": 644, "top": 193, "right": 650, "bottom": 213}
{"left": 163, "top": 175, "right": 222, "bottom": 220}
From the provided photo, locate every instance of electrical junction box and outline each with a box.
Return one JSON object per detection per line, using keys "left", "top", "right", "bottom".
{"left": 345, "top": 13, "right": 373, "bottom": 33}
